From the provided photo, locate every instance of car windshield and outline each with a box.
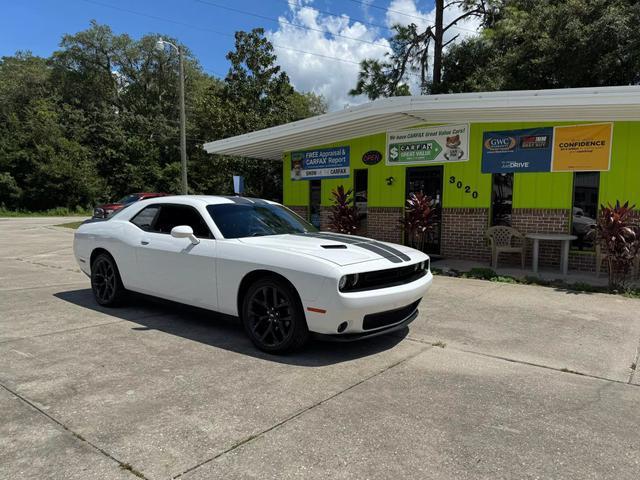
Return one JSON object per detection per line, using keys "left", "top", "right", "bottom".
{"left": 207, "top": 202, "right": 317, "bottom": 238}
{"left": 116, "top": 194, "right": 141, "bottom": 204}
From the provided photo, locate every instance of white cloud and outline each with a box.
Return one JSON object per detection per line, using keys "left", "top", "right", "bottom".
{"left": 268, "top": 1, "right": 481, "bottom": 111}
{"left": 268, "top": 3, "right": 390, "bottom": 111}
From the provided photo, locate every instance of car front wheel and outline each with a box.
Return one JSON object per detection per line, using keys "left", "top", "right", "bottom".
{"left": 91, "top": 252, "right": 126, "bottom": 307}
{"left": 241, "top": 277, "right": 309, "bottom": 353}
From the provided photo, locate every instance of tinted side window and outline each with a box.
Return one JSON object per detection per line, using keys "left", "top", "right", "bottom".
{"left": 130, "top": 205, "right": 160, "bottom": 231}
{"left": 153, "top": 205, "right": 212, "bottom": 238}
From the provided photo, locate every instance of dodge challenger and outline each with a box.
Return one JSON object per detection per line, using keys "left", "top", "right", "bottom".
{"left": 74, "top": 196, "right": 432, "bottom": 353}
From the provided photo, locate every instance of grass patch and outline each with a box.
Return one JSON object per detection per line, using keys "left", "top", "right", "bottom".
{"left": 0, "top": 207, "right": 91, "bottom": 217}
{"left": 437, "top": 265, "right": 640, "bottom": 298}
{"left": 54, "top": 221, "right": 84, "bottom": 229}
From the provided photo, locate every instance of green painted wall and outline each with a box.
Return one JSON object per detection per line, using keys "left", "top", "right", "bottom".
{"left": 283, "top": 121, "right": 640, "bottom": 210}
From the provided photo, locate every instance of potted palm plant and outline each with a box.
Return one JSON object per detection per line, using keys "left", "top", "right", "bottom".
{"left": 591, "top": 201, "right": 640, "bottom": 290}
{"left": 328, "top": 185, "right": 359, "bottom": 234}
{"left": 400, "top": 192, "right": 435, "bottom": 251}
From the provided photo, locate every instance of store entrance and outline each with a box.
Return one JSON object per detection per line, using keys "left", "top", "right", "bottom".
{"left": 405, "top": 166, "right": 443, "bottom": 255}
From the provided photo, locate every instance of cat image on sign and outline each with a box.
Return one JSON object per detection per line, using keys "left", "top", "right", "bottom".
{"left": 444, "top": 135, "right": 464, "bottom": 160}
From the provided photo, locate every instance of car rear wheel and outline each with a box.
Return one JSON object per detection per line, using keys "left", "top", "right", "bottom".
{"left": 241, "top": 277, "right": 309, "bottom": 353}
{"left": 91, "top": 253, "right": 125, "bottom": 307}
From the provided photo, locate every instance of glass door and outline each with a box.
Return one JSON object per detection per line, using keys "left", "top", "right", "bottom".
{"left": 405, "top": 166, "right": 443, "bottom": 255}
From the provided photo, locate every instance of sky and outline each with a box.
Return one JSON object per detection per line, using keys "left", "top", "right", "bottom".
{"left": 1, "top": 0, "right": 481, "bottom": 110}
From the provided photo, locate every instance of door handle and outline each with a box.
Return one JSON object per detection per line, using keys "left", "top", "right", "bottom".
{"left": 140, "top": 240, "right": 150, "bottom": 245}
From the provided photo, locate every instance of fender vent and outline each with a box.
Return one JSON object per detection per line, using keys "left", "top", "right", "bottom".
{"left": 321, "top": 244, "right": 347, "bottom": 249}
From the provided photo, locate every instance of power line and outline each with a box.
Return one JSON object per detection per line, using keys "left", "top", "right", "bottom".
{"left": 346, "top": 0, "right": 481, "bottom": 34}
{"left": 274, "top": 0, "right": 395, "bottom": 33}
{"left": 77, "top": 0, "right": 432, "bottom": 84}
{"left": 194, "top": 0, "right": 392, "bottom": 50}
{"left": 79, "top": 0, "right": 366, "bottom": 68}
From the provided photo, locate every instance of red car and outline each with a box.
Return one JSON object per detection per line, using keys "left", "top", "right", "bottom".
{"left": 92, "top": 193, "right": 168, "bottom": 218}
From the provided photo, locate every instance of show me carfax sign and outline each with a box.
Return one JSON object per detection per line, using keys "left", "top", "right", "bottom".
{"left": 290, "top": 146, "right": 350, "bottom": 181}
{"left": 386, "top": 124, "right": 470, "bottom": 165}
{"left": 482, "top": 123, "right": 613, "bottom": 173}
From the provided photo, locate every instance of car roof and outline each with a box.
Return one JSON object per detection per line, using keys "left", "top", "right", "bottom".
{"left": 138, "top": 195, "right": 279, "bottom": 207}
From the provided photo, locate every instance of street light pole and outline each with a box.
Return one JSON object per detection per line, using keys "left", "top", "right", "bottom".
{"left": 156, "top": 38, "right": 188, "bottom": 195}
{"left": 178, "top": 48, "right": 187, "bottom": 195}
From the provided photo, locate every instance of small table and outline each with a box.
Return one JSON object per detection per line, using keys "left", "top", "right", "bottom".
{"left": 525, "top": 233, "right": 578, "bottom": 275}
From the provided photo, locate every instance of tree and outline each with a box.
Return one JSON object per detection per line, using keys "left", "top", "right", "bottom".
{"left": 440, "top": 0, "right": 640, "bottom": 93}
{"left": 191, "top": 28, "right": 327, "bottom": 201}
{"left": 0, "top": 23, "right": 325, "bottom": 211}
{"left": 351, "top": 0, "right": 496, "bottom": 98}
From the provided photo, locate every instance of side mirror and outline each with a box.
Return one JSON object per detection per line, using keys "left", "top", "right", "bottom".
{"left": 171, "top": 225, "right": 200, "bottom": 245}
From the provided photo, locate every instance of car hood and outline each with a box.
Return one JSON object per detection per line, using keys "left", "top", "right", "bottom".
{"left": 237, "top": 232, "right": 418, "bottom": 266}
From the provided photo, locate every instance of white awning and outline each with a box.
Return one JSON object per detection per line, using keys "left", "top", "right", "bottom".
{"left": 203, "top": 86, "right": 640, "bottom": 160}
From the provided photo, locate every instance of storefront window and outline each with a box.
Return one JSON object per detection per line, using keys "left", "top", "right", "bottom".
{"left": 491, "top": 173, "right": 513, "bottom": 226}
{"left": 309, "top": 180, "right": 321, "bottom": 229}
{"left": 571, "top": 172, "right": 599, "bottom": 249}
{"left": 354, "top": 169, "right": 368, "bottom": 232}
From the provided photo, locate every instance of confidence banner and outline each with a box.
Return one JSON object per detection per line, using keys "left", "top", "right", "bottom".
{"left": 551, "top": 123, "right": 612, "bottom": 172}
{"left": 482, "top": 127, "right": 553, "bottom": 173}
{"left": 387, "top": 124, "right": 469, "bottom": 165}
{"left": 290, "top": 146, "right": 350, "bottom": 181}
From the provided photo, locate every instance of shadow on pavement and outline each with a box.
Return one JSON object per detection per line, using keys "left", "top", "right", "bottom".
{"left": 54, "top": 288, "right": 408, "bottom": 367}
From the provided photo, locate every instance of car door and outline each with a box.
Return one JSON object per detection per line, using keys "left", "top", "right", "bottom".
{"left": 132, "top": 203, "right": 218, "bottom": 309}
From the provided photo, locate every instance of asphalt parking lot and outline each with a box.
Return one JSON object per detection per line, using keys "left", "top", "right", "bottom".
{"left": 1, "top": 217, "right": 639, "bottom": 480}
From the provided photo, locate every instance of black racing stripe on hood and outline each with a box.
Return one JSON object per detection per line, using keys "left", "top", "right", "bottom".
{"left": 308, "top": 232, "right": 410, "bottom": 261}
{"left": 304, "top": 232, "right": 361, "bottom": 244}
{"left": 301, "top": 232, "right": 404, "bottom": 263}
{"left": 369, "top": 241, "right": 411, "bottom": 261}
{"left": 355, "top": 243, "right": 403, "bottom": 263}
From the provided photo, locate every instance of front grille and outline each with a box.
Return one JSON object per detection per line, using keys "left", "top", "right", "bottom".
{"left": 362, "top": 299, "right": 421, "bottom": 331}
{"left": 342, "top": 261, "right": 428, "bottom": 292}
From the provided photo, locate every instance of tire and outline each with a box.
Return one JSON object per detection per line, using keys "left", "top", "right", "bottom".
{"left": 91, "top": 252, "right": 126, "bottom": 307}
{"left": 241, "top": 276, "right": 309, "bottom": 354}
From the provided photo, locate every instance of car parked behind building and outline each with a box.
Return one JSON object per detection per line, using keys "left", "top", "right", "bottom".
{"left": 93, "top": 193, "right": 167, "bottom": 218}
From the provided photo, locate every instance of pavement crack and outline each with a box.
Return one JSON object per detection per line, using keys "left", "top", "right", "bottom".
{"left": 172, "top": 345, "right": 431, "bottom": 479}
{"left": 629, "top": 338, "right": 640, "bottom": 384}
{"left": 0, "top": 382, "right": 149, "bottom": 480}
{"left": 0, "top": 319, "right": 128, "bottom": 345}
{"left": 403, "top": 335, "right": 640, "bottom": 388}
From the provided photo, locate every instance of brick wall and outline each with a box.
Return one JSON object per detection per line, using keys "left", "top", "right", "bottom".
{"left": 364, "top": 207, "right": 403, "bottom": 243}
{"left": 285, "top": 205, "right": 308, "bottom": 220}
{"left": 318, "top": 206, "right": 331, "bottom": 231}
{"left": 441, "top": 208, "right": 491, "bottom": 262}
{"left": 511, "top": 208, "right": 571, "bottom": 267}
{"left": 568, "top": 251, "right": 597, "bottom": 272}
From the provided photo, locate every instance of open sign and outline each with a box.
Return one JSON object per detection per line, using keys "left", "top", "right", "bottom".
{"left": 362, "top": 150, "right": 382, "bottom": 165}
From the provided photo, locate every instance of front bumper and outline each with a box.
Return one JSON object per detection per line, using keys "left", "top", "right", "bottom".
{"left": 304, "top": 270, "right": 432, "bottom": 336}
{"left": 313, "top": 308, "right": 419, "bottom": 342}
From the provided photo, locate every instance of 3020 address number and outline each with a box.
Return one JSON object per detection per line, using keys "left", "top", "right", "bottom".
{"left": 449, "top": 176, "right": 478, "bottom": 199}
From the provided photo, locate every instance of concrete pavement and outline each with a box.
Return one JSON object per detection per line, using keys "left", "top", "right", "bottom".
{"left": 1, "top": 217, "right": 639, "bottom": 479}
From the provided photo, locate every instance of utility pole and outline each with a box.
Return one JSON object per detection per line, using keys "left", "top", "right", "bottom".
{"left": 156, "top": 38, "right": 188, "bottom": 195}
{"left": 178, "top": 48, "right": 187, "bottom": 195}
{"left": 432, "top": 0, "right": 444, "bottom": 90}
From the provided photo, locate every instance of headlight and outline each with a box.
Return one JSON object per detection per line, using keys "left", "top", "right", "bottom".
{"left": 338, "top": 273, "right": 360, "bottom": 291}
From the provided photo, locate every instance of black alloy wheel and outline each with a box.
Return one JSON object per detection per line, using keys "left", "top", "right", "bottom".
{"left": 91, "top": 253, "right": 125, "bottom": 307}
{"left": 242, "top": 277, "right": 309, "bottom": 353}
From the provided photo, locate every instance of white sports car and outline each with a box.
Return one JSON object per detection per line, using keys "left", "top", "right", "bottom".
{"left": 73, "top": 196, "right": 432, "bottom": 353}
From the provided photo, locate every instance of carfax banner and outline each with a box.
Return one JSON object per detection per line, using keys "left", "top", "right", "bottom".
{"left": 290, "top": 146, "right": 350, "bottom": 181}
{"left": 481, "top": 127, "right": 554, "bottom": 173}
{"left": 386, "top": 124, "right": 469, "bottom": 165}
